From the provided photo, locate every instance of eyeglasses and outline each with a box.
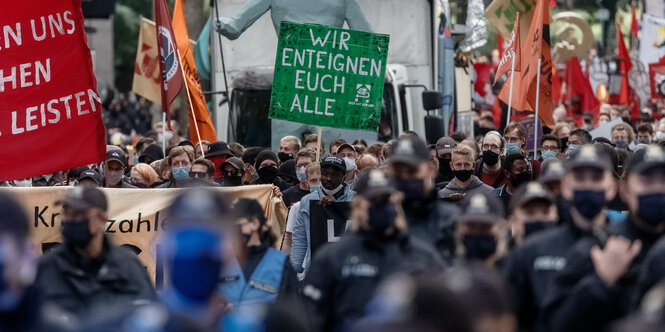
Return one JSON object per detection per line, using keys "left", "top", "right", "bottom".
{"left": 189, "top": 172, "right": 208, "bottom": 179}
{"left": 541, "top": 145, "right": 559, "bottom": 151}
{"left": 482, "top": 144, "right": 501, "bottom": 152}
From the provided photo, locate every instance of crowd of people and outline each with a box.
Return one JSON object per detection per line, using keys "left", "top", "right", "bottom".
{"left": 3, "top": 103, "right": 665, "bottom": 332}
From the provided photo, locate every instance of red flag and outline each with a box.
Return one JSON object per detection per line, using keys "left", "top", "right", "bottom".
{"left": 155, "top": 0, "right": 183, "bottom": 125}
{"left": 0, "top": 0, "right": 107, "bottom": 181}
{"left": 631, "top": 7, "right": 639, "bottom": 38}
{"left": 551, "top": 65, "right": 562, "bottom": 103}
{"left": 494, "top": 12, "right": 521, "bottom": 85}
{"left": 497, "top": 34, "right": 505, "bottom": 58}
{"left": 563, "top": 57, "right": 600, "bottom": 113}
{"left": 617, "top": 23, "right": 632, "bottom": 105}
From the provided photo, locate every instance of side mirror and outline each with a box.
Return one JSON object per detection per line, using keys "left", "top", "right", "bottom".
{"left": 422, "top": 90, "right": 442, "bottom": 111}
{"left": 424, "top": 115, "right": 445, "bottom": 145}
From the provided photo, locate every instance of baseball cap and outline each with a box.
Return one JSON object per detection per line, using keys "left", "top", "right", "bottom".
{"left": 206, "top": 141, "right": 232, "bottom": 158}
{"left": 220, "top": 157, "right": 245, "bottom": 171}
{"left": 625, "top": 144, "right": 665, "bottom": 175}
{"left": 336, "top": 143, "right": 357, "bottom": 155}
{"left": 436, "top": 137, "right": 457, "bottom": 156}
{"left": 565, "top": 144, "right": 612, "bottom": 172}
{"left": 354, "top": 169, "right": 396, "bottom": 200}
{"left": 458, "top": 191, "right": 505, "bottom": 224}
{"left": 509, "top": 182, "right": 554, "bottom": 213}
{"left": 389, "top": 136, "right": 429, "bottom": 167}
{"left": 60, "top": 185, "right": 108, "bottom": 212}
{"left": 106, "top": 148, "right": 126, "bottom": 166}
{"left": 78, "top": 170, "right": 102, "bottom": 185}
{"left": 539, "top": 158, "right": 565, "bottom": 184}
{"left": 320, "top": 156, "right": 346, "bottom": 173}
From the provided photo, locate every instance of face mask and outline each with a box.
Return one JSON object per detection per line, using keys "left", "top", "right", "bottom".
{"left": 483, "top": 150, "right": 499, "bottom": 165}
{"left": 62, "top": 219, "right": 93, "bottom": 248}
{"left": 572, "top": 190, "right": 606, "bottom": 220}
{"left": 368, "top": 202, "right": 397, "bottom": 233}
{"left": 510, "top": 171, "right": 532, "bottom": 188}
{"left": 258, "top": 166, "right": 278, "bottom": 183}
{"left": 278, "top": 152, "right": 293, "bottom": 163}
{"left": 505, "top": 142, "right": 520, "bottom": 155}
{"left": 343, "top": 157, "right": 357, "bottom": 171}
{"left": 105, "top": 170, "right": 124, "bottom": 186}
{"left": 453, "top": 169, "right": 474, "bottom": 182}
{"left": 524, "top": 221, "right": 555, "bottom": 237}
{"left": 610, "top": 115, "right": 619, "bottom": 121}
{"left": 614, "top": 140, "right": 628, "bottom": 149}
{"left": 170, "top": 255, "right": 221, "bottom": 304}
{"left": 656, "top": 131, "right": 665, "bottom": 141}
{"left": 158, "top": 131, "right": 174, "bottom": 143}
{"left": 637, "top": 193, "right": 665, "bottom": 226}
{"left": 541, "top": 150, "right": 557, "bottom": 160}
{"left": 322, "top": 183, "right": 343, "bottom": 196}
{"left": 462, "top": 234, "right": 497, "bottom": 260}
{"left": 13, "top": 180, "right": 31, "bottom": 187}
{"left": 224, "top": 175, "right": 243, "bottom": 187}
{"left": 172, "top": 167, "right": 190, "bottom": 180}
{"left": 567, "top": 144, "right": 580, "bottom": 158}
{"left": 395, "top": 179, "right": 425, "bottom": 200}
{"left": 309, "top": 184, "right": 322, "bottom": 193}
{"left": 296, "top": 166, "right": 307, "bottom": 182}
{"left": 438, "top": 158, "right": 452, "bottom": 177}
{"left": 133, "top": 155, "right": 139, "bottom": 165}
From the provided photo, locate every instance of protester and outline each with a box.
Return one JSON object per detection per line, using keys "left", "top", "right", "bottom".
{"left": 636, "top": 124, "right": 653, "bottom": 145}
{"left": 387, "top": 135, "right": 459, "bottom": 262}
{"left": 33, "top": 185, "right": 155, "bottom": 317}
{"left": 456, "top": 191, "right": 507, "bottom": 265}
{"left": 611, "top": 122, "right": 635, "bottom": 150}
{"left": 302, "top": 169, "right": 443, "bottom": 331}
{"left": 283, "top": 163, "right": 321, "bottom": 258}
{"left": 138, "top": 143, "right": 164, "bottom": 165}
{"left": 540, "top": 134, "right": 561, "bottom": 161}
{"left": 539, "top": 158, "right": 566, "bottom": 197}
{"left": 476, "top": 131, "right": 507, "bottom": 188}
{"left": 154, "top": 120, "right": 186, "bottom": 147}
{"left": 356, "top": 153, "right": 379, "bottom": 172}
{"left": 190, "top": 158, "right": 217, "bottom": 185}
{"left": 291, "top": 156, "right": 354, "bottom": 275}
{"left": 504, "top": 122, "right": 540, "bottom": 177}
{"left": 157, "top": 146, "right": 195, "bottom": 188}
{"left": 278, "top": 159, "right": 299, "bottom": 187}
{"left": 336, "top": 143, "right": 359, "bottom": 186}
{"left": 329, "top": 139, "right": 346, "bottom": 156}
{"left": 129, "top": 163, "right": 159, "bottom": 188}
{"left": 220, "top": 157, "right": 246, "bottom": 187}
{"left": 32, "top": 172, "right": 64, "bottom": 187}
{"left": 434, "top": 136, "right": 457, "bottom": 184}
{"left": 228, "top": 142, "right": 245, "bottom": 159}
{"left": 102, "top": 149, "right": 137, "bottom": 188}
{"left": 366, "top": 142, "right": 385, "bottom": 164}
{"left": 78, "top": 169, "right": 103, "bottom": 187}
{"left": 242, "top": 147, "right": 266, "bottom": 185}
{"left": 282, "top": 149, "right": 316, "bottom": 208}
{"left": 279, "top": 136, "right": 301, "bottom": 163}
{"left": 304, "top": 134, "right": 325, "bottom": 157}
{"left": 440, "top": 145, "right": 494, "bottom": 202}
{"left": 493, "top": 153, "right": 532, "bottom": 211}
{"left": 206, "top": 141, "right": 234, "bottom": 182}
{"left": 254, "top": 150, "right": 291, "bottom": 191}
{"left": 194, "top": 140, "right": 211, "bottom": 159}
{"left": 567, "top": 128, "right": 593, "bottom": 158}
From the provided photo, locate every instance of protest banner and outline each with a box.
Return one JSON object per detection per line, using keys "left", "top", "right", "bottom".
{"left": 309, "top": 201, "right": 351, "bottom": 255}
{"left": 133, "top": 18, "right": 162, "bottom": 105}
{"left": 520, "top": 116, "right": 542, "bottom": 152}
{"left": 639, "top": 14, "right": 665, "bottom": 69}
{"left": 0, "top": 0, "right": 106, "bottom": 181}
{"left": 650, "top": 61, "right": 665, "bottom": 100}
{"left": 1, "top": 185, "right": 288, "bottom": 288}
{"left": 268, "top": 21, "right": 390, "bottom": 132}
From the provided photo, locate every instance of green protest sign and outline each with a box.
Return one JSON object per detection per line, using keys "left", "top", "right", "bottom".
{"left": 269, "top": 21, "right": 390, "bottom": 132}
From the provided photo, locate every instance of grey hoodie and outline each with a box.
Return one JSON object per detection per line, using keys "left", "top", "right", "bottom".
{"left": 438, "top": 176, "right": 494, "bottom": 199}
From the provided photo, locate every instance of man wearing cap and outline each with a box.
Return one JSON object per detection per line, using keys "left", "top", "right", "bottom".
{"left": 282, "top": 149, "right": 317, "bottom": 208}
{"left": 33, "top": 185, "right": 155, "bottom": 317}
{"left": 219, "top": 157, "right": 246, "bottom": 187}
{"left": 542, "top": 145, "right": 665, "bottom": 330}
{"left": 291, "top": 156, "right": 355, "bottom": 275}
{"left": 78, "top": 170, "right": 102, "bottom": 187}
{"left": 205, "top": 141, "right": 234, "bottom": 182}
{"left": 302, "top": 169, "right": 443, "bottom": 331}
{"left": 507, "top": 182, "right": 558, "bottom": 246}
{"left": 440, "top": 145, "right": 494, "bottom": 202}
{"left": 456, "top": 191, "right": 507, "bottom": 266}
{"left": 336, "top": 143, "right": 359, "bottom": 186}
{"left": 476, "top": 131, "right": 507, "bottom": 188}
{"left": 435, "top": 136, "right": 457, "bottom": 184}
{"left": 102, "top": 149, "right": 137, "bottom": 188}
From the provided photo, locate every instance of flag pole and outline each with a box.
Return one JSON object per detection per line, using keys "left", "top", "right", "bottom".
{"left": 534, "top": 57, "right": 542, "bottom": 161}
{"left": 176, "top": 48, "right": 205, "bottom": 158}
{"left": 162, "top": 112, "right": 167, "bottom": 156}
{"left": 316, "top": 126, "right": 322, "bottom": 162}
{"left": 506, "top": 54, "right": 516, "bottom": 129}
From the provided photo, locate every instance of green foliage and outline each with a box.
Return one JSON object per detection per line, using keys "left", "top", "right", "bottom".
{"left": 113, "top": 0, "right": 152, "bottom": 92}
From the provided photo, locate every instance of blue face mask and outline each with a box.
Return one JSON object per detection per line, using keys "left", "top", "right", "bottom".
{"left": 172, "top": 167, "right": 190, "bottom": 180}
{"left": 567, "top": 144, "right": 580, "bottom": 158}
{"left": 541, "top": 150, "right": 557, "bottom": 160}
{"left": 614, "top": 140, "right": 628, "bottom": 149}
{"left": 309, "top": 184, "right": 321, "bottom": 193}
{"left": 133, "top": 155, "right": 139, "bottom": 165}
{"left": 505, "top": 142, "right": 520, "bottom": 155}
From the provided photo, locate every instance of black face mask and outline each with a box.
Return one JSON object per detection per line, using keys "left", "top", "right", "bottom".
{"left": 572, "top": 190, "right": 605, "bottom": 220}
{"left": 62, "top": 219, "right": 93, "bottom": 248}
{"left": 257, "top": 166, "right": 279, "bottom": 183}
{"left": 438, "top": 158, "right": 453, "bottom": 179}
{"left": 483, "top": 150, "right": 499, "bottom": 166}
{"left": 510, "top": 171, "right": 532, "bottom": 188}
{"left": 462, "top": 234, "right": 497, "bottom": 260}
{"left": 368, "top": 202, "right": 397, "bottom": 233}
{"left": 278, "top": 152, "right": 293, "bottom": 163}
{"left": 637, "top": 193, "right": 665, "bottom": 226}
{"left": 524, "top": 221, "right": 555, "bottom": 237}
{"left": 453, "top": 169, "right": 474, "bottom": 182}
{"left": 224, "top": 175, "right": 243, "bottom": 187}
{"left": 559, "top": 137, "right": 568, "bottom": 153}
{"left": 395, "top": 179, "right": 425, "bottom": 200}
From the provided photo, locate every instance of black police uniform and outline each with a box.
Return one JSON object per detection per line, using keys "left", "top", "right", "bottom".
{"left": 634, "top": 235, "right": 665, "bottom": 309}
{"left": 540, "top": 217, "right": 663, "bottom": 332}
{"left": 302, "top": 230, "right": 444, "bottom": 332}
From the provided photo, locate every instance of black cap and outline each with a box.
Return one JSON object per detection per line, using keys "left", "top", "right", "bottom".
{"left": 106, "top": 148, "right": 126, "bottom": 166}
{"left": 320, "top": 156, "right": 346, "bottom": 173}
{"left": 565, "top": 144, "right": 612, "bottom": 172}
{"left": 220, "top": 157, "right": 245, "bottom": 171}
{"left": 206, "top": 141, "right": 232, "bottom": 158}
{"left": 178, "top": 140, "right": 194, "bottom": 148}
{"left": 539, "top": 158, "right": 565, "bottom": 184}
{"left": 139, "top": 144, "right": 164, "bottom": 164}
{"left": 354, "top": 169, "right": 396, "bottom": 199}
{"left": 78, "top": 170, "right": 102, "bottom": 185}
{"left": 625, "top": 144, "right": 665, "bottom": 175}
{"left": 459, "top": 191, "right": 504, "bottom": 224}
{"left": 389, "top": 136, "right": 429, "bottom": 167}
{"left": 61, "top": 185, "right": 108, "bottom": 212}
{"left": 509, "top": 182, "right": 554, "bottom": 212}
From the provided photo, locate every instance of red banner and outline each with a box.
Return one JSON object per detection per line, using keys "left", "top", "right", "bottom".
{"left": 0, "top": 0, "right": 106, "bottom": 181}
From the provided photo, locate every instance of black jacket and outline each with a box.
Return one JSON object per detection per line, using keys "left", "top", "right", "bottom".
{"left": 402, "top": 189, "right": 460, "bottom": 263}
{"left": 302, "top": 230, "right": 444, "bottom": 332}
{"left": 634, "top": 234, "right": 665, "bottom": 309}
{"left": 540, "top": 218, "right": 663, "bottom": 332}
{"left": 33, "top": 237, "right": 156, "bottom": 317}
{"left": 254, "top": 176, "right": 292, "bottom": 192}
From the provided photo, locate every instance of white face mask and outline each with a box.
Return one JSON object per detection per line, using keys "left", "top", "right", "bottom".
{"left": 322, "top": 183, "right": 343, "bottom": 196}
{"left": 13, "top": 179, "right": 31, "bottom": 187}
{"left": 158, "top": 131, "right": 174, "bottom": 142}
{"left": 343, "top": 157, "right": 357, "bottom": 171}
{"left": 106, "top": 171, "right": 124, "bottom": 186}
{"left": 296, "top": 166, "right": 307, "bottom": 182}
{"left": 657, "top": 131, "right": 665, "bottom": 141}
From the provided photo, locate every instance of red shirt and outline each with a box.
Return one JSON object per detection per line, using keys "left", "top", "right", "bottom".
{"left": 481, "top": 168, "right": 506, "bottom": 188}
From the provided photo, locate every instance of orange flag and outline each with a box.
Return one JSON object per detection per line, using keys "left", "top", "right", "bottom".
{"left": 498, "top": 0, "right": 553, "bottom": 128}
{"left": 173, "top": 0, "right": 217, "bottom": 145}
{"left": 494, "top": 12, "right": 521, "bottom": 85}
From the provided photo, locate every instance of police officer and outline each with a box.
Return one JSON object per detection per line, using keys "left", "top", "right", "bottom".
{"left": 456, "top": 191, "right": 507, "bottom": 266}
{"left": 218, "top": 198, "right": 298, "bottom": 309}
{"left": 507, "top": 182, "right": 558, "bottom": 246}
{"left": 541, "top": 145, "right": 665, "bottom": 331}
{"left": 504, "top": 144, "right": 616, "bottom": 332}
{"left": 388, "top": 135, "right": 460, "bottom": 262}
{"left": 302, "top": 169, "right": 444, "bottom": 331}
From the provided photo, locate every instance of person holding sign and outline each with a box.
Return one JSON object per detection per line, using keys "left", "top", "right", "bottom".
{"left": 290, "top": 156, "right": 355, "bottom": 275}
{"left": 302, "top": 169, "right": 443, "bottom": 331}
